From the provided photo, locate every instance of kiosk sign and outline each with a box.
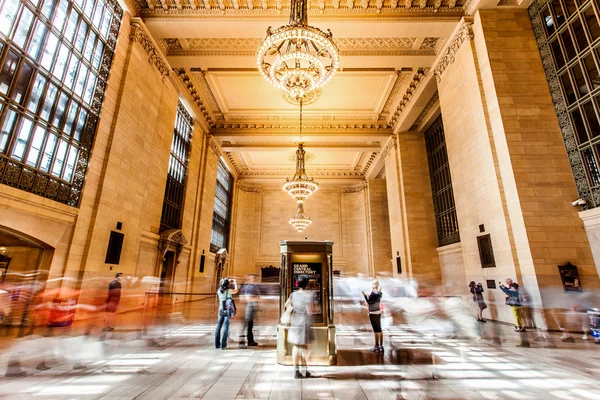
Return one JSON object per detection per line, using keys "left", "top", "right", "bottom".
{"left": 292, "top": 262, "right": 323, "bottom": 321}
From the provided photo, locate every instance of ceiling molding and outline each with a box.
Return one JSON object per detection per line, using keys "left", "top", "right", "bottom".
{"left": 342, "top": 180, "right": 368, "bottom": 193}
{"left": 173, "top": 68, "right": 217, "bottom": 126}
{"left": 161, "top": 37, "right": 443, "bottom": 56}
{"left": 410, "top": 92, "right": 440, "bottom": 131}
{"left": 129, "top": 19, "right": 171, "bottom": 80}
{"left": 433, "top": 18, "right": 473, "bottom": 81}
{"left": 387, "top": 67, "right": 430, "bottom": 128}
{"left": 137, "top": 1, "right": 467, "bottom": 19}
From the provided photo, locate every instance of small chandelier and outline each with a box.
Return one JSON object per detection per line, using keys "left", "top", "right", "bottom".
{"left": 257, "top": 0, "right": 339, "bottom": 100}
{"left": 282, "top": 101, "right": 318, "bottom": 202}
{"left": 290, "top": 202, "right": 312, "bottom": 232}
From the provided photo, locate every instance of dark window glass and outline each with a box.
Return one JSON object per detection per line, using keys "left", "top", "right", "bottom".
{"left": 0, "top": 50, "right": 20, "bottom": 95}
{"left": 210, "top": 159, "right": 234, "bottom": 252}
{"left": 10, "top": 62, "right": 34, "bottom": 104}
{"left": 562, "top": 28, "right": 577, "bottom": 60}
{"left": 572, "top": 16, "right": 589, "bottom": 51}
{"left": 424, "top": 114, "right": 460, "bottom": 247}
{"left": 160, "top": 101, "right": 193, "bottom": 232}
{"left": 582, "top": 147, "right": 600, "bottom": 186}
{"left": 572, "top": 61, "right": 589, "bottom": 96}
{"left": 571, "top": 107, "right": 589, "bottom": 143}
{"left": 583, "top": 100, "right": 600, "bottom": 137}
{"left": 564, "top": 0, "right": 578, "bottom": 17}
{"left": 0, "top": 0, "right": 122, "bottom": 206}
{"left": 552, "top": 0, "right": 566, "bottom": 28}
{"left": 584, "top": 6, "right": 600, "bottom": 40}
{"left": 560, "top": 71, "right": 577, "bottom": 103}
{"left": 583, "top": 52, "right": 600, "bottom": 90}
{"left": 551, "top": 38, "right": 566, "bottom": 69}
{"left": 543, "top": 6, "right": 556, "bottom": 37}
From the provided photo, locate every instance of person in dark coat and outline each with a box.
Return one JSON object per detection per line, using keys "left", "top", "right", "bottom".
{"left": 469, "top": 281, "right": 487, "bottom": 322}
{"left": 362, "top": 279, "right": 383, "bottom": 352}
{"left": 103, "top": 273, "right": 122, "bottom": 332}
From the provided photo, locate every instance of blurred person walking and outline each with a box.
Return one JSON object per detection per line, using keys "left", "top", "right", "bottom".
{"left": 240, "top": 274, "right": 260, "bottom": 348}
{"left": 285, "top": 275, "right": 314, "bottom": 379}
{"left": 362, "top": 280, "right": 383, "bottom": 352}
{"left": 469, "top": 281, "right": 487, "bottom": 322}
{"left": 215, "top": 277, "right": 238, "bottom": 350}
{"left": 103, "top": 273, "right": 122, "bottom": 332}
{"left": 500, "top": 281, "right": 526, "bottom": 332}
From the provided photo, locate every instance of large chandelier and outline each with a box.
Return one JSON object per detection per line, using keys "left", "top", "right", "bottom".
{"left": 290, "top": 202, "right": 312, "bottom": 232}
{"left": 257, "top": 0, "right": 339, "bottom": 100}
{"left": 282, "top": 101, "right": 318, "bottom": 202}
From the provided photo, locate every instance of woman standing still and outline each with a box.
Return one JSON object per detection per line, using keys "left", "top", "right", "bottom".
{"left": 215, "top": 277, "right": 238, "bottom": 350}
{"left": 362, "top": 280, "right": 383, "bottom": 352}
{"left": 469, "top": 281, "right": 487, "bottom": 322}
{"left": 285, "top": 275, "right": 314, "bottom": 379}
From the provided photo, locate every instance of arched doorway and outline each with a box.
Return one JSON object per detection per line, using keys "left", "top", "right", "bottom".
{"left": 0, "top": 225, "right": 52, "bottom": 329}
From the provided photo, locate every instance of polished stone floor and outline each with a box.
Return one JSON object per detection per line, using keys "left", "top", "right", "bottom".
{"left": 1, "top": 316, "right": 600, "bottom": 400}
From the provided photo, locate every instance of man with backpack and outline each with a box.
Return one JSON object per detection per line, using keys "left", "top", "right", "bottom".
{"left": 215, "top": 277, "right": 238, "bottom": 350}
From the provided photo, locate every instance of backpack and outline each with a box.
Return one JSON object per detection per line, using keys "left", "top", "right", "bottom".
{"left": 221, "top": 297, "right": 236, "bottom": 318}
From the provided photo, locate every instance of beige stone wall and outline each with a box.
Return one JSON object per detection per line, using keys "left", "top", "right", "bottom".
{"left": 437, "top": 22, "right": 521, "bottom": 322}
{"left": 229, "top": 182, "right": 391, "bottom": 280}
{"left": 383, "top": 133, "right": 440, "bottom": 285}
{"left": 436, "top": 11, "right": 599, "bottom": 323}
{"left": 475, "top": 9, "right": 599, "bottom": 307}
{"left": 367, "top": 179, "right": 393, "bottom": 276}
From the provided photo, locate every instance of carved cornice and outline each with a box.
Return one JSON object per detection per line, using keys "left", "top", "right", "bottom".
{"left": 381, "top": 70, "right": 411, "bottom": 116}
{"left": 433, "top": 19, "right": 474, "bottom": 82}
{"left": 387, "top": 67, "right": 429, "bottom": 127}
{"left": 237, "top": 183, "right": 262, "bottom": 193}
{"left": 129, "top": 20, "right": 171, "bottom": 80}
{"left": 212, "top": 121, "right": 392, "bottom": 132}
{"left": 189, "top": 70, "right": 223, "bottom": 118}
{"left": 411, "top": 92, "right": 440, "bottom": 131}
{"left": 237, "top": 171, "right": 365, "bottom": 178}
{"left": 173, "top": 68, "right": 216, "bottom": 126}
{"left": 380, "top": 135, "right": 397, "bottom": 159}
{"left": 361, "top": 152, "right": 378, "bottom": 175}
{"left": 137, "top": 1, "right": 467, "bottom": 17}
{"left": 207, "top": 135, "right": 222, "bottom": 157}
{"left": 224, "top": 151, "right": 241, "bottom": 175}
{"left": 342, "top": 180, "right": 367, "bottom": 193}
{"left": 162, "top": 37, "right": 439, "bottom": 56}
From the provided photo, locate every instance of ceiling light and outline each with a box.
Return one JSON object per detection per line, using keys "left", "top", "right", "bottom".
{"left": 257, "top": 0, "right": 339, "bottom": 100}
{"left": 289, "top": 201, "right": 312, "bottom": 232}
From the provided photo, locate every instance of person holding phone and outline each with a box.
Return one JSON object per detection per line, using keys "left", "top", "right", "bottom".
{"left": 499, "top": 281, "right": 526, "bottom": 332}
{"left": 215, "top": 277, "right": 238, "bottom": 350}
{"left": 362, "top": 280, "right": 383, "bottom": 352}
{"left": 468, "top": 281, "right": 487, "bottom": 322}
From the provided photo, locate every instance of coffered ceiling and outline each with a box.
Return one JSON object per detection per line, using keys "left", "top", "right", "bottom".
{"left": 136, "top": 0, "right": 463, "bottom": 181}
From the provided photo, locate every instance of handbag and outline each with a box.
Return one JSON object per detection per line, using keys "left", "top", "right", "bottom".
{"left": 281, "top": 306, "right": 293, "bottom": 325}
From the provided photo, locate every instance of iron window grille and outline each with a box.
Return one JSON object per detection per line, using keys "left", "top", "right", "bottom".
{"left": 0, "top": 0, "right": 122, "bottom": 207}
{"left": 529, "top": 0, "right": 600, "bottom": 208}
{"left": 477, "top": 234, "right": 496, "bottom": 269}
{"left": 424, "top": 114, "right": 461, "bottom": 247}
{"left": 210, "top": 158, "right": 233, "bottom": 253}
{"left": 160, "top": 101, "right": 193, "bottom": 232}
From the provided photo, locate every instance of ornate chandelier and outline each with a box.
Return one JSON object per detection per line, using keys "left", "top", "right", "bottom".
{"left": 282, "top": 101, "right": 318, "bottom": 202}
{"left": 290, "top": 201, "right": 312, "bottom": 232}
{"left": 257, "top": 0, "right": 339, "bottom": 100}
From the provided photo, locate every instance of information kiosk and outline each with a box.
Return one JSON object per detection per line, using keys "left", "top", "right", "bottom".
{"left": 276, "top": 240, "right": 336, "bottom": 365}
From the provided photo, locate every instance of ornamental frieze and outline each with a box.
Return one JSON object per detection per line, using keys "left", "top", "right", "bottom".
{"left": 432, "top": 18, "right": 473, "bottom": 82}
{"left": 129, "top": 20, "right": 171, "bottom": 80}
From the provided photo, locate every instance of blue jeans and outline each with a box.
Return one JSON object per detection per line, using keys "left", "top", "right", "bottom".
{"left": 215, "top": 312, "right": 230, "bottom": 348}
